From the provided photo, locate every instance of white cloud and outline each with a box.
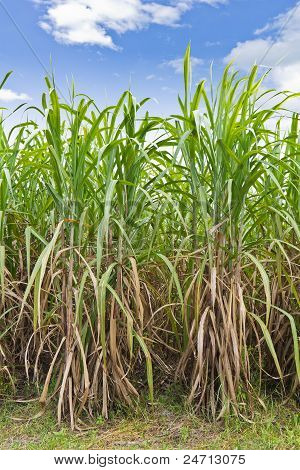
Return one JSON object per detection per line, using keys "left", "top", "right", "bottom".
{"left": 225, "top": 2, "right": 300, "bottom": 93}
{"left": 205, "top": 40, "right": 221, "bottom": 47}
{"left": 34, "top": 0, "right": 226, "bottom": 49}
{"left": 0, "top": 89, "right": 31, "bottom": 101}
{"left": 161, "top": 85, "right": 176, "bottom": 93}
{"left": 162, "top": 56, "right": 204, "bottom": 73}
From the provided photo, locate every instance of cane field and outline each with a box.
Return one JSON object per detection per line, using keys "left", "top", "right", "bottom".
{"left": 0, "top": 46, "right": 299, "bottom": 447}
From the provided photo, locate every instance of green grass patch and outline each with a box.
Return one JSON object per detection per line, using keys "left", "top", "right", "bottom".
{"left": 0, "top": 395, "right": 299, "bottom": 450}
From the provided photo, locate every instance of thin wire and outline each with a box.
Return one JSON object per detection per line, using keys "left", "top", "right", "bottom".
{"left": 0, "top": 0, "right": 69, "bottom": 103}
{"left": 259, "top": 2, "right": 300, "bottom": 66}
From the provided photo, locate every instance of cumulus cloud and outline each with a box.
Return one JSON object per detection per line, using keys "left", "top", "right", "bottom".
{"left": 162, "top": 56, "right": 204, "bottom": 73}
{"left": 0, "top": 89, "right": 31, "bottom": 101}
{"left": 225, "top": 2, "right": 300, "bottom": 92}
{"left": 34, "top": 0, "right": 226, "bottom": 49}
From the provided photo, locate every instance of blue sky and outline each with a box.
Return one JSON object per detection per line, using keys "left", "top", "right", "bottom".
{"left": 0, "top": 0, "right": 299, "bottom": 116}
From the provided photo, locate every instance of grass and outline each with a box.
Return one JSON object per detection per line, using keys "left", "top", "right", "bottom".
{"left": 0, "top": 393, "right": 299, "bottom": 449}
{"left": 0, "top": 45, "right": 299, "bottom": 427}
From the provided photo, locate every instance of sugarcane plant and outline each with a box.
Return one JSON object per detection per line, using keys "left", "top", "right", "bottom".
{"left": 0, "top": 46, "right": 299, "bottom": 427}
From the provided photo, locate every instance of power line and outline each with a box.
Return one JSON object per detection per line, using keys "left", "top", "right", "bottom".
{"left": 0, "top": 1, "right": 50, "bottom": 76}
{"left": 0, "top": 0, "right": 69, "bottom": 103}
{"left": 259, "top": 2, "right": 300, "bottom": 66}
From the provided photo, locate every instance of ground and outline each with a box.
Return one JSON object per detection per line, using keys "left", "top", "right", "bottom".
{"left": 0, "top": 392, "right": 299, "bottom": 450}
